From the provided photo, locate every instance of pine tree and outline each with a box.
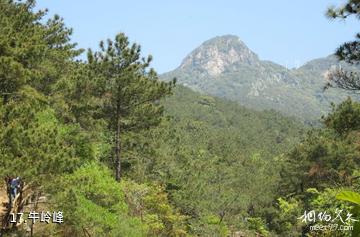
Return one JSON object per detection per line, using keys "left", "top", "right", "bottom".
{"left": 325, "top": 0, "right": 360, "bottom": 91}
{"left": 0, "top": 0, "right": 93, "bottom": 215}
{"left": 88, "top": 33, "right": 174, "bottom": 181}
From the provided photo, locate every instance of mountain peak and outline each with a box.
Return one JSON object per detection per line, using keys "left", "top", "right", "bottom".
{"left": 180, "top": 35, "right": 260, "bottom": 76}
{"left": 202, "top": 34, "right": 244, "bottom": 45}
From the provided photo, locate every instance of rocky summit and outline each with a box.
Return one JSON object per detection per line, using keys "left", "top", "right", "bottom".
{"left": 161, "top": 35, "right": 360, "bottom": 123}
{"left": 179, "top": 35, "right": 260, "bottom": 76}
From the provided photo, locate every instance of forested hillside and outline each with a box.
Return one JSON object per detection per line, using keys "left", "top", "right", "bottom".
{"left": 161, "top": 36, "right": 360, "bottom": 123}
{"left": 163, "top": 85, "right": 304, "bottom": 159}
{"left": 0, "top": 1, "right": 360, "bottom": 237}
{"left": 138, "top": 86, "right": 306, "bottom": 236}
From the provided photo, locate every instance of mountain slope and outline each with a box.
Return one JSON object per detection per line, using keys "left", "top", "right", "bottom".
{"left": 162, "top": 85, "right": 305, "bottom": 158}
{"left": 161, "top": 35, "right": 360, "bottom": 122}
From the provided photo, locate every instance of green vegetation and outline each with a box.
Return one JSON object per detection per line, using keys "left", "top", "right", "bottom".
{"left": 0, "top": 0, "right": 360, "bottom": 236}
{"left": 161, "top": 38, "right": 360, "bottom": 124}
{"left": 266, "top": 98, "right": 360, "bottom": 237}
{"left": 134, "top": 86, "right": 305, "bottom": 235}
{"left": 0, "top": 1, "right": 180, "bottom": 236}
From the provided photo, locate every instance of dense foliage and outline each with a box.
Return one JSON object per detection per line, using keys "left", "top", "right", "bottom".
{"left": 0, "top": 1, "right": 359, "bottom": 237}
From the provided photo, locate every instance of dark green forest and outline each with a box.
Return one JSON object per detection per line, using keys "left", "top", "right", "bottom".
{"left": 0, "top": 1, "right": 360, "bottom": 237}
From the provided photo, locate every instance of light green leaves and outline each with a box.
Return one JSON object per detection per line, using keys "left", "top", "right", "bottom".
{"left": 336, "top": 191, "right": 360, "bottom": 237}
{"left": 336, "top": 191, "right": 360, "bottom": 205}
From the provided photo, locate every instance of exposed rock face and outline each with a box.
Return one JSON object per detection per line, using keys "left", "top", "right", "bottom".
{"left": 161, "top": 35, "right": 360, "bottom": 122}
{"left": 180, "top": 35, "right": 260, "bottom": 76}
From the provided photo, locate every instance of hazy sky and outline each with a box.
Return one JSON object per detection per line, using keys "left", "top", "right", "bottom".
{"left": 36, "top": 0, "right": 358, "bottom": 73}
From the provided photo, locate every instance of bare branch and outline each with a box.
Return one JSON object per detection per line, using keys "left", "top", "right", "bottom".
{"left": 324, "top": 67, "right": 360, "bottom": 92}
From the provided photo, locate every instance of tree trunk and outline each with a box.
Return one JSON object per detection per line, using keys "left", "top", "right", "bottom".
{"left": 3, "top": 94, "right": 8, "bottom": 105}
{"left": 115, "top": 103, "right": 121, "bottom": 182}
{"left": 3, "top": 94, "right": 9, "bottom": 126}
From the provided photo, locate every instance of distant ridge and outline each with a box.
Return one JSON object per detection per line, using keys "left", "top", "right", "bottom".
{"left": 161, "top": 35, "right": 360, "bottom": 122}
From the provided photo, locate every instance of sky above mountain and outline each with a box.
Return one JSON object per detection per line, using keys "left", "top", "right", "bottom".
{"left": 36, "top": 0, "right": 358, "bottom": 73}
